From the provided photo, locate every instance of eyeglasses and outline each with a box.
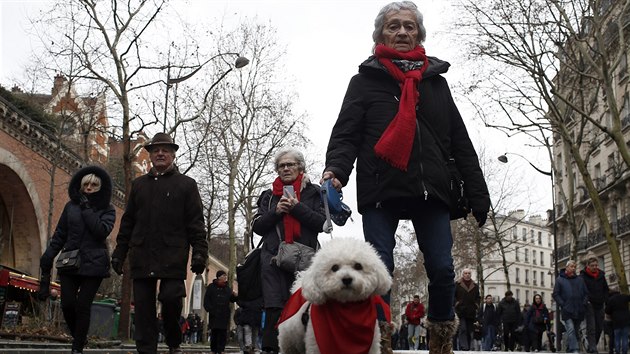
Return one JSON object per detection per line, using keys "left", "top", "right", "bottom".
{"left": 277, "top": 162, "right": 298, "bottom": 169}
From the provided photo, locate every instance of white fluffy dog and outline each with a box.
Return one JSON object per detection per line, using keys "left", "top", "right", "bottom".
{"left": 278, "top": 238, "right": 392, "bottom": 354}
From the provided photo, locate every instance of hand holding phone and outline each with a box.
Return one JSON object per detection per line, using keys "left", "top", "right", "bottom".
{"left": 283, "top": 185, "right": 295, "bottom": 198}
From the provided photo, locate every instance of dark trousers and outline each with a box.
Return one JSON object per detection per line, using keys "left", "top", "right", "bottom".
{"left": 503, "top": 322, "right": 519, "bottom": 351}
{"left": 362, "top": 200, "right": 455, "bottom": 321}
{"left": 210, "top": 328, "right": 227, "bottom": 353}
{"left": 457, "top": 317, "right": 475, "bottom": 350}
{"left": 586, "top": 303, "right": 605, "bottom": 352}
{"left": 133, "top": 278, "right": 186, "bottom": 354}
{"left": 261, "top": 307, "right": 282, "bottom": 352}
{"left": 59, "top": 274, "right": 103, "bottom": 351}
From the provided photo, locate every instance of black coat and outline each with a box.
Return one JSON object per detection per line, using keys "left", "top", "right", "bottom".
{"left": 112, "top": 166, "right": 208, "bottom": 279}
{"left": 203, "top": 280, "right": 237, "bottom": 330}
{"left": 43, "top": 165, "right": 115, "bottom": 277}
{"left": 477, "top": 302, "right": 500, "bottom": 333}
{"left": 605, "top": 292, "right": 630, "bottom": 329}
{"left": 252, "top": 182, "right": 325, "bottom": 308}
{"left": 324, "top": 56, "right": 490, "bottom": 216}
{"left": 497, "top": 297, "right": 522, "bottom": 324}
{"left": 454, "top": 280, "right": 480, "bottom": 320}
{"left": 525, "top": 302, "right": 550, "bottom": 332}
{"left": 580, "top": 268, "right": 609, "bottom": 310}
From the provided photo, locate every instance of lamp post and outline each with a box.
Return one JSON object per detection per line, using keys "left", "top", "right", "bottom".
{"left": 498, "top": 152, "right": 561, "bottom": 350}
{"left": 163, "top": 54, "right": 249, "bottom": 128}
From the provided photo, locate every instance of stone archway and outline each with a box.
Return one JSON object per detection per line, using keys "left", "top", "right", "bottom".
{"left": 0, "top": 154, "right": 46, "bottom": 276}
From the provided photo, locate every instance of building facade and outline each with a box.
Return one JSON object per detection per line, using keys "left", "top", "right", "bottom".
{"left": 483, "top": 210, "right": 556, "bottom": 308}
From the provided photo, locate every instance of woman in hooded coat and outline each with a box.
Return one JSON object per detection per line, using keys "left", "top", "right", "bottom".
{"left": 37, "top": 165, "right": 116, "bottom": 354}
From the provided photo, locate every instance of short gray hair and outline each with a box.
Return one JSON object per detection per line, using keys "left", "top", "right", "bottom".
{"left": 566, "top": 259, "right": 577, "bottom": 267}
{"left": 274, "top": 148, "right": 306, "bottom": 171}
{"left": 372, "top": 1, "right": 427, "bottom": 45}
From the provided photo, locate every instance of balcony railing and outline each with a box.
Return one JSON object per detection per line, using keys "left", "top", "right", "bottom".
{"left": 557, "top": 213, "right": 630, "bottom": 260}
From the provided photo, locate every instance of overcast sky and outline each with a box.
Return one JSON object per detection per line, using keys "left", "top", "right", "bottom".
{"left": 0, "top": 0, "right": 554, "bottom": 239}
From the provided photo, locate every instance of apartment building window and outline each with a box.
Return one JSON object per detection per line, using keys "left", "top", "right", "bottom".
{"left": 522, "top": 228, "right": 527, "bottom": 241}
{"left": 548, "top": 232, "right": 552, "bottom": 247}
{"left": 550, "top": 254, "right": 554, "bottom": 268}
{"left": 541, "top": 271, "right": 545, "bottom": 286}
{"left": 513, "top": 227, "right": 518, "bottom": 240}
{"left": 620, "top": 53, "right": 628, "bottom": 81}
{"left": 525, "top": 290, "right": 530, "bottom": 303}
{"left": 538, "top": 231, "right": 542, "bottom": 245}
{"left": 525, "top": 269, "right": 530, "bottom": 284}
{"left": 515, "top": 249, "right": 520, "bottom": 262}
{"left": 525, "top": 248, "right": 529, "bottom": 263}
{"left": 516, "top": 268, "right": 521, "bottom": 283}
{"left": 541, "top": 292, "right": 546, "bottom": 304}
{"left": 531, "top": 230, "right": 535, "bottom": 243}
{"left": 612, "top": 205, "right": 619, "bottom": 234}
{"left": 533, "top": 250, "right": 537, "bottom": 265}
{"left": 516, "top": 289, "right": 521, "bottom": 301}
{"left": 533, "top": 271, "right": 537, "bottom": 285}
{"left": 540, "top": 251, "right": 545, "bottom": 266}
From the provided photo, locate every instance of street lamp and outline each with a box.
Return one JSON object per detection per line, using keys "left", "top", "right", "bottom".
{"left": 498, "top": 152, "right": 561, "bottom": 350}
{"left": 163, "top": 54, "right": 249, "bottom": 127}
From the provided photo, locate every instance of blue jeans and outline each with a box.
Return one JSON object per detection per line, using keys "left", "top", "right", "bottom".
{"left": 614, "top": 326, "right": 629, "bottom": 354}
{"left": 362, "top": 199, "right": 455, "bottom": 321}
{"left": 482, "top": 325, "right": 497, "bottom": 351}
{"left": 408, "top": 323, "right": 422, "bottom": 349}
{"left": 564, "top": 318, "right": 582, "bottom": 352}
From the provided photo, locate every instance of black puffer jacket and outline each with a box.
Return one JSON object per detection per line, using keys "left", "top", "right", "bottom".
{"left": 112, "top": 166, "right": 208, "bottom": 279}
{"left": 325, "top": 56, "right": 490, "bottom": 216}
{"left": 42, "top": 165, "right": 116, "bottom": 277}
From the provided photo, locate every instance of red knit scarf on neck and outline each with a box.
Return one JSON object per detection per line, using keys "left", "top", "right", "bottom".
{"left": 272, "top": 173, "right": 303, "bottom": 242}
{"left": 373, "top": 44, "right": 428, "bottom": 171}
{"left": 585, "top": 267, "right": 600, "bottom": 279}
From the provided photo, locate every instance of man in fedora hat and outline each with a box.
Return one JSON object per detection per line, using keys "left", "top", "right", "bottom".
{"left": 111, "top": 132, "right": 209, "bottom": 354}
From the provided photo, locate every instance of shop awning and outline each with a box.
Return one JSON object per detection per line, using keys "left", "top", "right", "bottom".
{"left": 0, "top": 268, "right": 60, "bottom": 293}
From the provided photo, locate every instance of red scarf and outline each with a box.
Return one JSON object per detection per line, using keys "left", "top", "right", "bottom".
{"left": 278, "top": 288, "right": 391, "bottom": 354}
{"left": 272, "top": 173, "right": 303, "bottom": 242}
{"left": 373, "top": 44, "right": 428, "bottom": 171}
{"left": 585, "top": 267, "right": 600, "bottom": 279}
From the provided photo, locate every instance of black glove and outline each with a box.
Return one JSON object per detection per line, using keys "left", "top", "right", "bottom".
{"left": 473, "top": 211, "right": 488, "bottom": 228}
{"left": 111, "top": 257, "right": 124, "bottom": 275}
{"left": 190, "top": 254, "right": 207, "bottom": 275}
{"left": 79, "top": 194, "right": 90, "bottom": 209}
{"left": 37, "top": 273, "right": 51, "bottom": 301}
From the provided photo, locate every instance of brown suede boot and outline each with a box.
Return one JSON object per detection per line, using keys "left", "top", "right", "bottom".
{"left": 426, "top": 317, "right": 459, "bottom": 354}
{"left": 378, "top": 320, "right": 394, "bottom": 354}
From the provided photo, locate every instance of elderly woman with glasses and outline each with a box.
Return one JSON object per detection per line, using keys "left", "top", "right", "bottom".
{"left": 252, "top": 148, "right": 326, "bottom": 354}
{"left": 321, "top": 1, "right": 490, "bottom": 353}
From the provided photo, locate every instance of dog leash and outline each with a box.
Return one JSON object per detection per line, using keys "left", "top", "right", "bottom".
{"left": 321, "top": 184, "right": 334, "bottom": 235}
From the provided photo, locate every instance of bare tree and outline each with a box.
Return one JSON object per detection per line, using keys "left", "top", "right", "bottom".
{"left": 457, "top": 0, "right": 630, "bottom": 292}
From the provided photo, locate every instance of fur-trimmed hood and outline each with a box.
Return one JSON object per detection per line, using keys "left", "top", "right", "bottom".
{"left": 68, "top": 165, "right": 113, "bottom": 210}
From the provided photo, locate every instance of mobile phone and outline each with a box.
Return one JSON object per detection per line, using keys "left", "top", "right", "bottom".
{"left": 283, "top": 185, "right": 295, "bottom": 198}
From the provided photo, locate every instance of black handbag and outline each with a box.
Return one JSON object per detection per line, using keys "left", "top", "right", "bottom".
{"left": 55, "top": 249, "right": 81, "bottom": 272}
{"left": 419, "top": 118, "right": 470, "bottom": 220}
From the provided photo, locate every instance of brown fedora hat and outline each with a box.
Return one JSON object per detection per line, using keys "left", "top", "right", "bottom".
{"left": 144, "top": 132, "right": 179, "bottom": 151}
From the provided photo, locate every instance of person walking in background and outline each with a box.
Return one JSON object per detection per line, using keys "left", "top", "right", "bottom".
{"left": 204, "top": 270, "right": 238, "bottom": 354}
{"left": 525, "top": 294, "right": 551, "bottom": 352}
{"left": 605, "top": 286, "right": 630, "bottom": 354}
{"left": 235, "top": 297, "right": 263, "bottom": 354}
{"left": 478, "top": 294, "right": 499, "bottom": 351}
{"left": 110, "top": 132, "right": 209, "bottom": 354}
{"left": 37, "top": 166, "right": 116, "bottom": 354}
{"left": 553, "top": 260, "right": 589, "bottom": 353}
{"left": 398, "top": 314, "right": 410, "bottom": 350}
{"left": 454, "top": 268, "right": 481, "bottom": 350}
{"left": 581, "top": 255, "right": 609, "bottom": 353}
{"left": 497, "top": 290, "right": 522, "bottom": 351}
{"left": 321, "top": 1, "right": 491, "bottom": 352}
{"left": 405, "top": 295, "right": 426, "bottom": 349}
{"left": 252, "top": 148, "right": 326, "bottom": 354}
